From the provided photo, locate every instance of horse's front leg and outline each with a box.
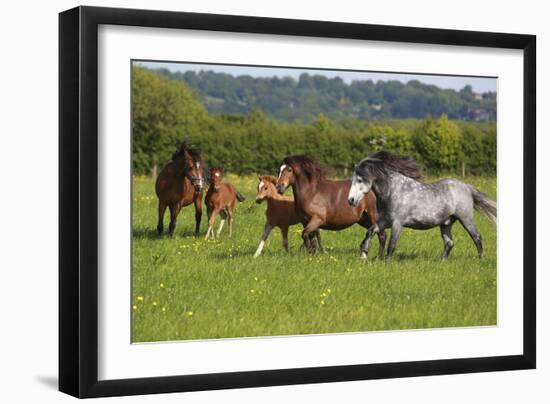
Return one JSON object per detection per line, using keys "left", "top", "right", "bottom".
{"left": 193, "top": 192, "right": 203, "bottom": 236}
{"left": 360, "top": 224, "right": 379, "bottom": 259}
{"left": 204, "top": 207, "right": 218, "bottom": 240}
{"left": 168, "top": 203, "right": 182, "bottom": 237}
{"left": 386, "top": 222, "right": 402, "bottom": 259}
{"left": 302, "top": 217, "right": 323, "bottom": 253}
{"left": 254, "top": 223, "right": 273, "bottom": 257}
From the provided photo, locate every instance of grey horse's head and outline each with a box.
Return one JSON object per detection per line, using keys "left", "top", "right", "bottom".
{"left": 348, "top": 150, "right": 423, "bottom": 206}
{"left": 348, "top": 160, "right": 376, "bottom": 207}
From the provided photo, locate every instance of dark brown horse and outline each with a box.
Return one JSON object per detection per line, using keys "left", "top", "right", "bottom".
{"left": 276, "top": 155, "right": 386, "bottom": 258}
{"left": 155, "top": 143, "right": 205, "bottom": 236}
{"left": 204, "top": 167, "right": 245, "bottom": 239}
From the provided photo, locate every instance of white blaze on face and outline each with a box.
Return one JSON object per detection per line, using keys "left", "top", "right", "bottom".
{"left": 195, "top": 162, "right": 203, "bottom": 188}
{"left": 215, "top": 172, "right": 220, "bottom": 177}
{"left": 278, "top": 164, "right": 287, "bottom": 181}
{"left": 348, "top": 172, "right": 369, "bottom": 204}
{"left": 258, "top": 181, "right": 264, "bottom": 192}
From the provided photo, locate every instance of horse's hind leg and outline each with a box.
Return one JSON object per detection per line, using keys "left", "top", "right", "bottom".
{"left": 458, "top": 217, "right": 483, "bottom": 258}
{"left": 157, "top": 200, "right": 167, "bottom": 235}
{"left": 228, "top": 203, "right": 236, "bottom": 237}
{"left": 386, "top": 222, "right": 402, "bottom": 259}
{"left": 168, "top": 203, "right": 182, "bottom": 237}
{"left": 281, "top": 225, "right": 289, "bottom": 252}
{"left": 440, "top": 219, "right": 455, "bottom": 260}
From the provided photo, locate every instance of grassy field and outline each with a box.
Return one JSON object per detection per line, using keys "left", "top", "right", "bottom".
{"left": 132, "top": 175, "right": 497, "bottom": 342}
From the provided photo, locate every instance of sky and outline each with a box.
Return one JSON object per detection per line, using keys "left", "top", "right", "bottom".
{"left": 137, "top": 61, "right": 497, "bottom": 93}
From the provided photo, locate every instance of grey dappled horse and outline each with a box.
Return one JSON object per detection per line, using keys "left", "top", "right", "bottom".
{"left": 347, "top": 151, "right": 497, "bottom": 260}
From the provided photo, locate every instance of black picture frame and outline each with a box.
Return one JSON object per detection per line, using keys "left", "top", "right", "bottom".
{"left": 59, "top": 5, "right": 536, "bottom": 398}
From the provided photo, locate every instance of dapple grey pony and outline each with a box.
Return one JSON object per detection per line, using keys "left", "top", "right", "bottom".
{"left": 347, "top": 150, "right": 497, "bottom": 260}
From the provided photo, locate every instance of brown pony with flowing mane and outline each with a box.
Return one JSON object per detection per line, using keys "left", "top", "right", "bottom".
{"left": 254, "top": 175, "right": 322, "bottom": 257}
{"left": 155, "top": 142, "right": 205, "bottom": 236}
{"left": 276, "top": 155, "right": 386, "bottom": 258}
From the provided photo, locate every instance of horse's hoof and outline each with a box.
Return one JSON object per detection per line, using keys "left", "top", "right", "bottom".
{"left": 360, "top": 251, "right": 368, "bottom": 259}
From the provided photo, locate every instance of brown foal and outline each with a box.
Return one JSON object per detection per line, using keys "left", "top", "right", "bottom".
{"left": 276, "top": 155, "right": 386, "bottom": 259}
{"left": 155, "top": 143, "right": 205, "bottom": 236}
{"left": 254, "top": 176, "right": 322, "bottom": 257}
{"left": 204, "top": 167, "right": 245, "bottom": 240}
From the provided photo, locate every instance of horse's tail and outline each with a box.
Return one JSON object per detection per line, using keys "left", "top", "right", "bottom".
{"left": 236, "top": 190, "right": 246, "bottom": 202}
{"left": 469, "top": 185, "right": 497, "bottom": 226}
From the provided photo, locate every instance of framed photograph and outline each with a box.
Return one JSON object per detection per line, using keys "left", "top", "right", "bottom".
{"left": 59, "top": 6, "right": 536, "bottom": 398}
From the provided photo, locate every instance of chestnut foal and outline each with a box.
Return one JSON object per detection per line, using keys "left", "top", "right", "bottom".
{"left": 204, "top": 167, "right": 245, "bottom": 240}
{"left": 254, "top": 176, "right": 322, "bottom": 257}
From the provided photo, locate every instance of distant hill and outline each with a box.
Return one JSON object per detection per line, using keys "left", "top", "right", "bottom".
{"left": 151, "top": 68, "right": 496, "bottom": 122}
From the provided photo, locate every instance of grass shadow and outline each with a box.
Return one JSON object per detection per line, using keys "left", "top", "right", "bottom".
{"left": 132, "top": 227, "right": 201, "bottom": 240}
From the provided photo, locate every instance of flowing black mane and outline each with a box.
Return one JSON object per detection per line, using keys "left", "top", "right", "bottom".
{"left": 283, "top": 155, "right": 329, "bottom": 181}
{"left": 357, "top": 150, "right": 423, "bottom": 180}
{"left": 172, "top": 141, "right": 203, "bottom": 164}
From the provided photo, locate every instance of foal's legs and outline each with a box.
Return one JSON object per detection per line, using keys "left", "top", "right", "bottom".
{"left": 386, "top": 222, "right": 402, "bottom": 259}
{"left": 458, "top": 217, "right": 484, "bottom": 258}
{"left": 205, "top": 207, "right": 219, "bottom": 240}
{"left": 216, "top": 209, "right": 227, "bottom": 238}
{"left": 254, "top": 223, "right": 273, "bottom": 257}
{"left": 157, "top": 200, "right": 167, "bottom": 235}
{"left": 228, "top": 203, "right": 236, "bottom": 237}
{"left": 168, "top": 203, "right": 182, "bottom": 237}
{"left": 440, "top": 219, "right": 455, "bottom": 260}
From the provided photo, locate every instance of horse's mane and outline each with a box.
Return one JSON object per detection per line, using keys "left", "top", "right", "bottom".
{"left": 259, "top": 175, "right": 277, "bottom": 186}
{"left": 283, "top": 155, "right": 329, "bottom": 182}
{"left": 358, "top": 150, "right": 423, "bottom": 180}
{"left": 172, "top": 141, "right": 203, "bottom": 164}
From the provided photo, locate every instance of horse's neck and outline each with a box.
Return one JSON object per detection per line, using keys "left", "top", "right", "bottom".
{"left": 375, "top": 173, "right": 419, "bottom": 199}
{"left": 267, "top": 188, "right": 292, "bottom": 202}
{"left": 292, "top": 177, "right": 317, "bottom": 206}
{"left": 173, "top": 158, "right": 188, "bottom": 179}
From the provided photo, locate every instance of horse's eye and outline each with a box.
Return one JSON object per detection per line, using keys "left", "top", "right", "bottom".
{"left": 287, "top": 167, "right": 292, "bottom": 172}
{"left": 263, "top": 187, "right": 268, "bottom": 190}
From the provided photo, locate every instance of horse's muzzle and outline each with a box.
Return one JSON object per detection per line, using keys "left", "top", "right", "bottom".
{"left": 348, "top": 197, "right": 357, "bottom": 207}
{"left": 255, "top": 197, "right": 264, "bottom": 204}
{"left": 276, "top": 184, "right": 286, "bottom": 194}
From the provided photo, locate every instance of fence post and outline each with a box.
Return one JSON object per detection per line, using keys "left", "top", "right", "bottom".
{"left": 461, "top": 161, "right": 466, "bottom": 178}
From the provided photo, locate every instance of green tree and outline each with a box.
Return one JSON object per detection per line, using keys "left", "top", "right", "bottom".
{"left": 412, "top": 115, "right": 462, "bottom": 172}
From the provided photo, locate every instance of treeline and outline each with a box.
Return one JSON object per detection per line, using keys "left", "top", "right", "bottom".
{"left": 152, "top": 67, "right": 496, "bottom": 122}
{"left": 132, "top": 66, "right": 496, "bottom": 177}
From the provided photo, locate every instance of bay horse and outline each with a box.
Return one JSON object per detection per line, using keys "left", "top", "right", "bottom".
{"left": 275, "top": 156, "right": 386, "bottom": 258}
{"left": 348, "top": 150, "right": 497, "bottom": 259}
{"left": 254, "top": 175, "right": 322, "bottom": 257}
{"left": 155, "top": 143, "right": 205, "bottom": 237}
{"left": 204, "top": 167, "right": 245, "bottom": 240}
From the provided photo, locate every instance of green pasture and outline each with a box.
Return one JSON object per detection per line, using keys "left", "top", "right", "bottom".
{"left": 132, "top": 175, "right": 497, "bottom": 342}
